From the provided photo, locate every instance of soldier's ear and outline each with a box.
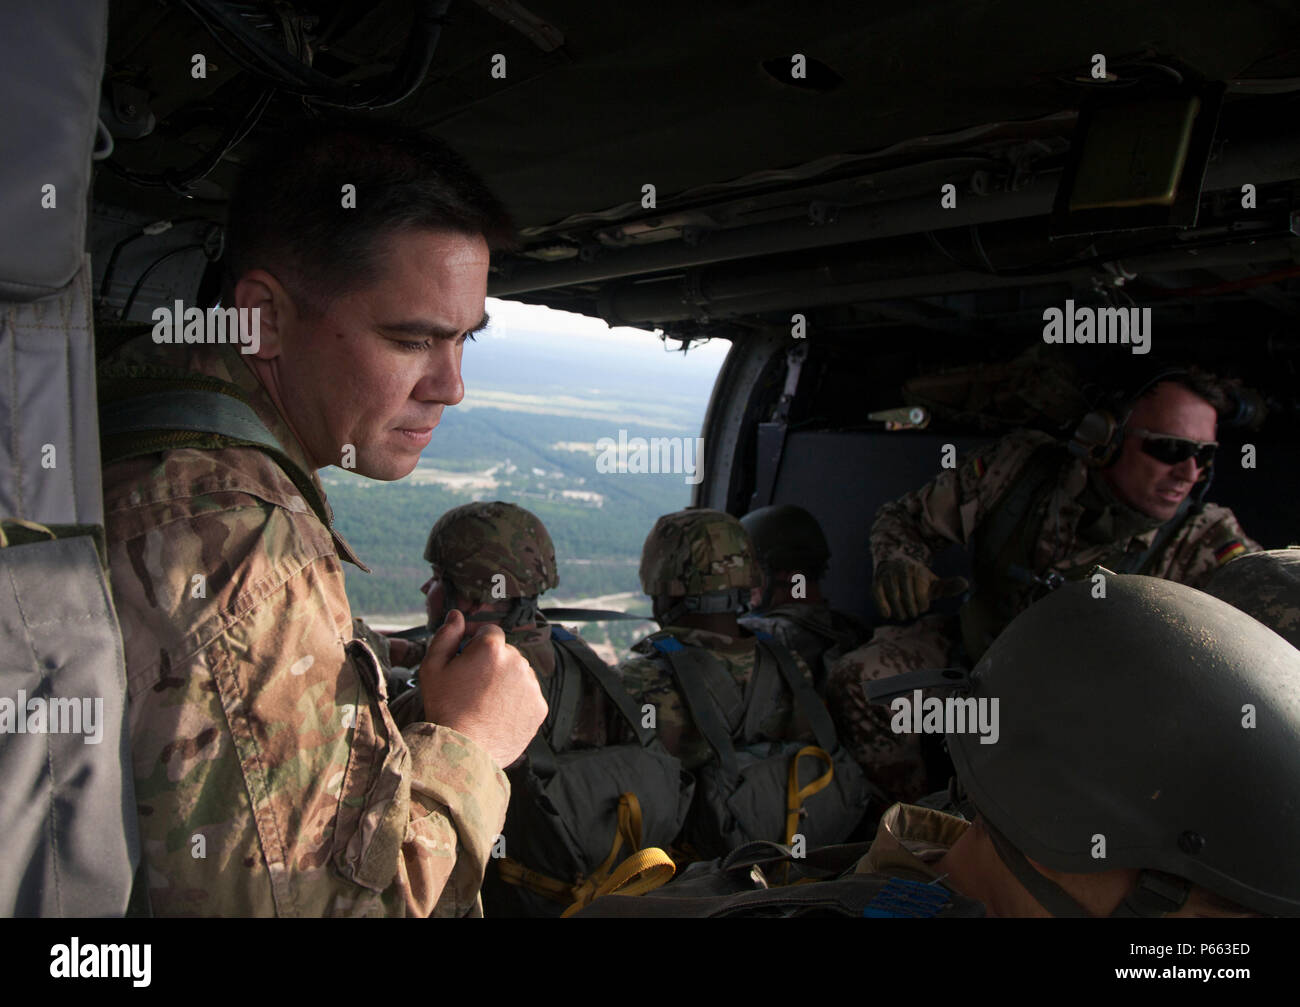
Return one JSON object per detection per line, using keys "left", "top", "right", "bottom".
{"left": 233, "top": 269, "right": 295, "bottom": 359}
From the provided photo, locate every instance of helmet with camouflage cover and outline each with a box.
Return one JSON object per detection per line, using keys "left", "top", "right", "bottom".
{"left": 639, "top": 508, "right": 760, "bottom": 602}
{"left": 423, "top": 501, "right": 558, "bottom": 604}
{"left": 946, "top": 574, "right": 1300, "bottom": 917}
{"left": 740, "top": 504, "right": 832, "bottom": 576}
{"left": 1204, "top": 547, "right": 1300, "bottom": 650}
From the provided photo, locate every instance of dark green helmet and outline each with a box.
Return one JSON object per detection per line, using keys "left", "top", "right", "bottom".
{"left": 423, "top": 501, "right": 558, "bottom": 603}
{"left": 947, "top": 573, "right": 1300, "bottom": 917}
{"left": 740, "top": 504, "right": 831, "bottom": 574}
{"left": 1204, "top": 547, "right": 1300, "bottom": 650}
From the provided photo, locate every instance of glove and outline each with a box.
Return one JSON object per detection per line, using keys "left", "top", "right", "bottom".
{"left": 872, "top": 559, "right": 969, "bottom": 621}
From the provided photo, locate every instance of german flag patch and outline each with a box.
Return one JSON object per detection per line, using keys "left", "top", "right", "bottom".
{"left": 1215, "top": 540, "right": 1247, "bottom": 565}
{"left": 973, "top": 457, "right": 986, "bottom": 478}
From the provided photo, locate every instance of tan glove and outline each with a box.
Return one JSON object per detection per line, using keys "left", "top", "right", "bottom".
{"left": 872, "top": 558, "right": 969, "bottom": 621}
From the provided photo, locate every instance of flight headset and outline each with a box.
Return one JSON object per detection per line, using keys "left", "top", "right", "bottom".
{"left": 1067, "top": 367, "right": 1216, "bottom": 509}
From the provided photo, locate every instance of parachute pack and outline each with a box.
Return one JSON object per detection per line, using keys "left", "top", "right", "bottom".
{"left": 483, "top": 626, "right": 693, "bottom": 917}
{"left": 646, "top": 630, "right": 877, "bottom": 859}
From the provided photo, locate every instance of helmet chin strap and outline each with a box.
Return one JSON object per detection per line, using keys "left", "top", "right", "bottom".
{"left": 462, "top": 596, "right": 541, "bottom": 631}
{"left": 658, "top": 588, "right": 750, "bottom": 627}
{"left": 982, "top": 818, "right": 1189, "bottom": 918}
{"left": 440, "top": 587, "right": 542, "bottom": 632}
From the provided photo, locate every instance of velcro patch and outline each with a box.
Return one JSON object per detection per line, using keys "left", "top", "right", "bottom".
{"left": 862, "top": 877, "right": 952, "bottom": 918}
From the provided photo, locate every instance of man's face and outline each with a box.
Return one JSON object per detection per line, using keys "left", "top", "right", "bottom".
{"left": 1100, "top": 382, "right": 1218, "bottom": 521}
{"left": 272, "top": 228, "right": 490, "bottom": 479}
{"left": 421, "top": 571, "right": 448, "bottom": 630}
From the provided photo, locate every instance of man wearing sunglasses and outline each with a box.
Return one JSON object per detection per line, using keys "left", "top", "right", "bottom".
{"left": 825, "top": 372, "right": 1260, "bottom": 805}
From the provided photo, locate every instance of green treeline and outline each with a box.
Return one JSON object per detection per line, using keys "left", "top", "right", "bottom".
{"left": 328, "top": 405, "right": 698, "bottom": 621}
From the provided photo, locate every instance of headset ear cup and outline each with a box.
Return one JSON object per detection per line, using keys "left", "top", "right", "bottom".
{"left": 1072, "top": 410, "right": 1122, "bottom": 466}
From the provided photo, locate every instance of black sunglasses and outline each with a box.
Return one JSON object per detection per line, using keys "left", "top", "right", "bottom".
{"left": 1129, "top": 428, "right": 1217, "bottom": 468}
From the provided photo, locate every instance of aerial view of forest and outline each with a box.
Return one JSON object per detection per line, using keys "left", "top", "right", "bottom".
{"left": 327, "top": 308, "right": 728, "bottom": 660}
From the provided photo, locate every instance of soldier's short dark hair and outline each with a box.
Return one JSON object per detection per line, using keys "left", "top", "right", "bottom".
{"left": 222, "top": 118, "right": 516, "bottom": 315}
{"left": 1134, "top": 367, "right": 1228, "bottom": 416}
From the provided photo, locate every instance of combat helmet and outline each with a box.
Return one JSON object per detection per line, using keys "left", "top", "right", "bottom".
{"left": 741, "top": 504, "right": 831, "bottom": 574}
{"left": 639, "top": 508, "right": 759, "bottom": 624}
{"left": 424, "top": 501, "right": 557, "bottom": 627}
{"left": 945, "top": 573, "right": 1300, "bottom": 917}
{"left": 1204, "top": 547, "right": 1300, "bottom": 650}
{"left": 741, "top": 504, "right": 831, "bottom": 609}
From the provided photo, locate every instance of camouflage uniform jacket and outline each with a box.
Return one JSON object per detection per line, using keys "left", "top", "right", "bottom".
{"left": 739, "top": 602, "right": 868, "bottom": 692}
{"left": 102, "top": 340, "right": 509, "bottom": 917}
{"left": 615, "top": 625, "right": 816, "bottom": 772}
{"left": 872, "top": 428, "right": 1259, "bottom": 601}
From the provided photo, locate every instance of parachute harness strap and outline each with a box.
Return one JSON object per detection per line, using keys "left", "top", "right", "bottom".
{"left": 785, "top": 746, "right": 834, "bottom": 846}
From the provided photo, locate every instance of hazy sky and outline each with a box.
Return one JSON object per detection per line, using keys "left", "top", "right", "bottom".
{"left": 462, "top": 297, "right": 731, "bottom": 407}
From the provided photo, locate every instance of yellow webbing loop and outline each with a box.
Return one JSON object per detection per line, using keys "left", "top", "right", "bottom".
{"left": 560, "top": 846, "right": 676, "bottom": 917}
{"left": 785, "top": 745, "right": 834, "bottom": 845}
{"left": 0, "top": 519, "right": 56, "bottom": 549}
{"left": 495, "top": 792, "right": 677, "bottom": 914}
{"left": 564, "top": 792, "right": 646, "bottom": 911}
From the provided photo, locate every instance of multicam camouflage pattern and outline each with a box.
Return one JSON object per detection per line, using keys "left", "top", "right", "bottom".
{"left": 614, "top": 625, "right": 815, "bottom": 772}
{"left": 1204, "top": 547, "right": 1300, "bottom": 649}
{"left": 639, "top": 508, "right": 761, "bottom": 597}
{"left": 102, "top": 337, "right": 510, "bottom": 917}
{"left": 739, "top": 602, "right": 868, "bottom": 692}
{"left": 828, "top": 428, "right": 1259, "bottom": 805}
{"left": 424, "top": 501, "right": 558, "bottom": 603}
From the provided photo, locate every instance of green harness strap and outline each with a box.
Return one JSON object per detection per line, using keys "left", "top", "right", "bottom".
{"left": 97, "top": 365, "right": 334, "bottom": 533}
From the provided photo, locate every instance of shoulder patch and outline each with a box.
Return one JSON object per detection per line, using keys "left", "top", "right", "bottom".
{"left": 972, "top": 457, "right": 986, "bottom": 478}
{"left": 1214, "top": 540, "right": 1247, "bottom": 566}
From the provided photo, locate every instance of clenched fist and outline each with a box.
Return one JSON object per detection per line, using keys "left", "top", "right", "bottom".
{"left": 872, "top": 558, "right": 969, "bottom": 621}
{"left": 417, "top": 609, "right": 548, "bottom": 769}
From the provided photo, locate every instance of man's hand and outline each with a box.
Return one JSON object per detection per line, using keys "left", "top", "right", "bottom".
{"left": 872, "top": 558, "right": 968, "bottom": 621}
{"left": 417, "top": 609, "right": 547, "bottom": 769}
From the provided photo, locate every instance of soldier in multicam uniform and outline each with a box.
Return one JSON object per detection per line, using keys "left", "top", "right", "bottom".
{"left": 581, "top": 575, "right": 1300, "bottom": 918}
{"left": 390, "top": 500, "right": 615, "bottom": 748}
{"left": 394, "top": 501, "right": 693, "bottom": 917}
{"left": 738, "top": 504, "right": 869, "bottom": 691}
{"left": 827, "top": 372, "right": 1260, "bottom": 804}
{"left": 100, "top": 122, "right": 547, "bottom": 916}
{"left": 616, "top": 508, "right": 816, "bottom": 772}
{"left": 1204, "top": 546, "right": 1300, "bottom": 648}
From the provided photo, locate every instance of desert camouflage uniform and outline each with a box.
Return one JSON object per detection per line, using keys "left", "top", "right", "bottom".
{"left": 1205, "top": 547, "right": 1300, "bottom": 649}
{"left": 102, "top": 338, "right": 509, "bottom": 917}
{"left": 828, "top": 428, "right": 1259, "bottom": 803}
{"left": 740, "top": 602, "right": 868, "bottom": 693}
{"left": 615, "top": 625, "right": 816, "bottom": 772}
